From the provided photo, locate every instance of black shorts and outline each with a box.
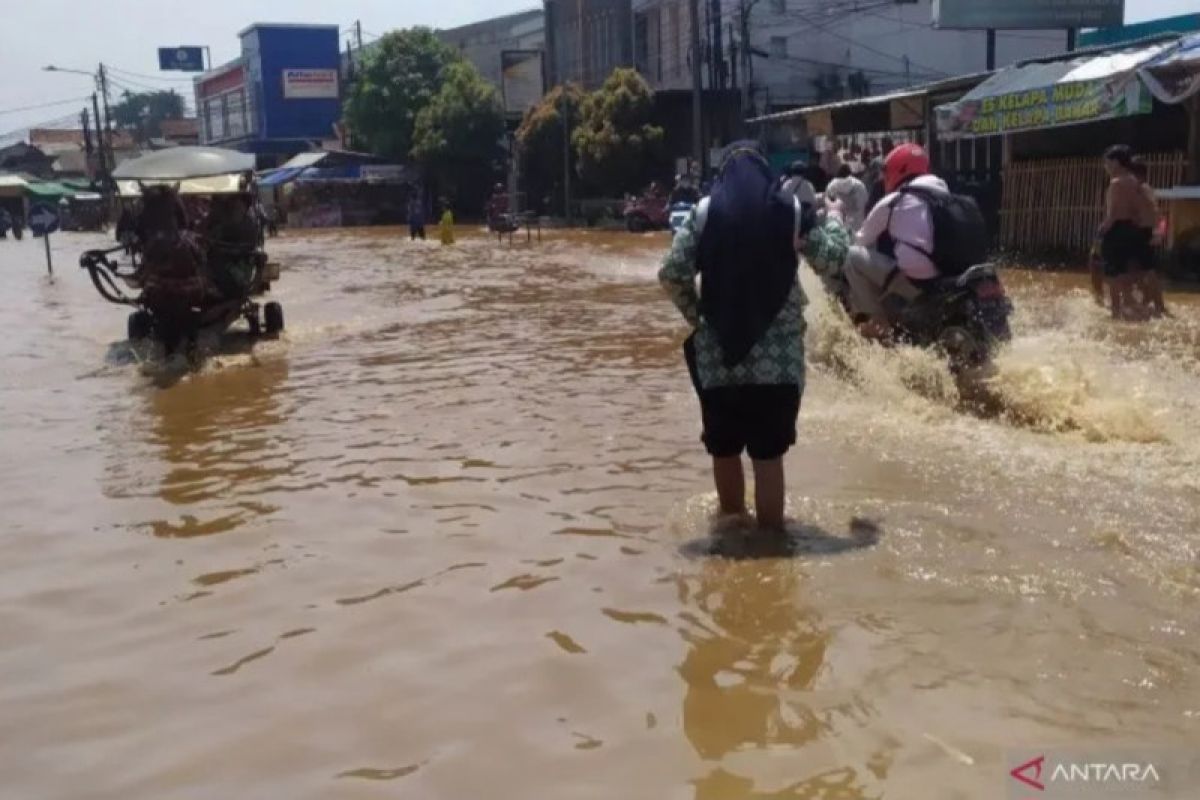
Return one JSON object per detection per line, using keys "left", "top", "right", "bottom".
{"left": 1102, "top": 222, "right": 1153, "bottom": 277}
{"left": 697, "top": 384, "right": 801, "bottom": 460}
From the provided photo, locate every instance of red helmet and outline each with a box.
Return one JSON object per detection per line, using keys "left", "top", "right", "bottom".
{"left": 884, "top": 143, "right": 930, "bottom": 193}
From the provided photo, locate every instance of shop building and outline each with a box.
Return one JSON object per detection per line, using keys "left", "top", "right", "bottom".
{"left": 195, "top": 23, "right": 341, "bottom": 167}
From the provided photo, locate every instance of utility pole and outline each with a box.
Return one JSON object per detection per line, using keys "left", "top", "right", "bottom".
{"left": 355, "top": 20, "right": 364, "bottom": 52}
{"left": 1066, "top": 27, "right": 1077, "bottom": 52}
{"left": 91, "top": 93, "right": 109, "bottom": 190}
{"left": 711, "top": 0, "right": 725, "bottom": 89}
{"left": 729, "top": 22, "right": 739, "bottom": 91}
{"left": 80, "top": 107, "right": 94, "bottom": 161}
{"left": 98, "top": 64, "right": 114, "bottom": 166}
{"left": 561, "top": 91, "right": 572, "bottom": 223}
{"left": 737, "top": 0, "right": 756, "bottom": 118}
{"left": 986, "top": 29, "right": 996, "bottom": 70}
{"left": 689, "top": 0, "right": 704, "bottom": 175}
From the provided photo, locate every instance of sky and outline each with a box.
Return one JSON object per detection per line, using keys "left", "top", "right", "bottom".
{"left": 1, "top": 0, "right": 1195, "bottom": 138}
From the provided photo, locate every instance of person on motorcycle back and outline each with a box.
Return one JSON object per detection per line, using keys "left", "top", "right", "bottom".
{"left": 845, "top": 143, "right": 947, "bottom": 336}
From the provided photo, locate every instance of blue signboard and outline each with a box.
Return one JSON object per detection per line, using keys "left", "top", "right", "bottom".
{"left": 28, "top": 202, "right": 59, "bottom": 236}
{"left": 158, "top": 46, "right": 205, "bottom": 72}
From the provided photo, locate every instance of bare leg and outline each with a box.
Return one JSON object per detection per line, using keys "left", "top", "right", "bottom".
{"left": 712, "top": 456, "right": 746, "bottom": 516}
{"left": 751, "top": 458, "right": 786, "bottom": 532}
{"left": 1090, "top": 254, "right": 1105, "bottom": 306}
{"left": 1142, "top": 270, "right": 1169, "bottom": 316}
{"left": 1110, "top": 274, "right": 1127, "bottom": 319}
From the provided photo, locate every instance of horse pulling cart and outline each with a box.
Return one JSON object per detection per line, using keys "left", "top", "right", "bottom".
{"left": 80, "top": 147, "right": 283, "bottom": 353}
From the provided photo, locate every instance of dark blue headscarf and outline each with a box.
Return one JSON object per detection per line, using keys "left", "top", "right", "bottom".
{"left": 696, "top": 142, "right": 798, "bottom": 368}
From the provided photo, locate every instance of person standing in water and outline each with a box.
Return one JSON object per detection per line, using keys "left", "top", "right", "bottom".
{"left": 408, "top": 194, "right": 426, "bottom": 241}
{"left": 659, "top": 142, "right": 810, "bottom": 532}
{"left": 1130, "top": 157, "right": 1170, "bottom": 318}
{"left": 438, "top": 200, "right": 455, "bottom": 246}
{"left": 1098, "top": 145, "right": 1155, "bottom": 320}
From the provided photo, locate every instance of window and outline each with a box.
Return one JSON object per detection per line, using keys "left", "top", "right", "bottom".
{"left": 770, "top": 0, "right": 786, "bottom": 12}
{"left": 770, "top": 36, "right": 788, "bottom": 59}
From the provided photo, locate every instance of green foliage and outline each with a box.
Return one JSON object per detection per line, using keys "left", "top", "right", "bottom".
{"left": 111, "top": 90, "right": 186, "bottom": 142}
{"left": 515, "top": 83, "right": 584, "bottom": 212}
{"left": 571, "top": 69, "right": 665, "bottom": 197}
{"left": 411, "top": 61, "right": 506, "bottom": 210}
{"left": 343, "top": 28, "right": 461, "bottom": 162}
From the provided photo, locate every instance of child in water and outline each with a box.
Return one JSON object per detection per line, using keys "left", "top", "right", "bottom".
{"left": 438, "top": 203, "right": 455, "bottom": 246}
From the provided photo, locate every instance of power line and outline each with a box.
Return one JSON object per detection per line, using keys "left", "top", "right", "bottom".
{"left": 107, "top": 65, "right": 195, "bottom": 84}
{"left": 0, "top": 96, "right": 92, "bottom": 117}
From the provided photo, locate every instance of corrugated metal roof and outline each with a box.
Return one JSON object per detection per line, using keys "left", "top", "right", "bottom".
{"left": 747, "top": 72, "right": 991, "bottom": 125}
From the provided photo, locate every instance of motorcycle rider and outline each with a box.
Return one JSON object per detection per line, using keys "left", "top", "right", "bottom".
{"left": 843, "top": 143, "right": 948, "bottom": 336}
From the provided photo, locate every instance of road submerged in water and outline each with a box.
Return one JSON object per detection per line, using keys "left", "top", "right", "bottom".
{"left": 2, "top": 227, "right": 1199, "bottom": 798}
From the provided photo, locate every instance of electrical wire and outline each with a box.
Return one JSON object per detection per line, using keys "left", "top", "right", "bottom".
{"left": 0, "top": 96, "right": 93, "bottom": 117}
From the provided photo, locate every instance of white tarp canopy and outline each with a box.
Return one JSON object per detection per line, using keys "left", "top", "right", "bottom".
{"left": 1139, "top": 33, "right": 1200, "bottom": 104}
{"left": 116, "top": 174, "right": 247, "bottom": 197}
{"left": 936, "top": 40, "right": 1175, "bottom": 140}
{"left": 112, "top": 146, "right": 255, "bottom": 181}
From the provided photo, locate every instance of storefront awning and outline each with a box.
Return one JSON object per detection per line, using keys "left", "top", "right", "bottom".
{"left": 258, "top": 167, "right": 306, "bottom": 187}
{"left": 1139, "top": 33, "right": 1200, "bottom": 104}
{"left": 24, "top": 181, "right": 73, "bottom": 199}
{"left": 936, "top": 39, "right": 1175, "bottom": 141}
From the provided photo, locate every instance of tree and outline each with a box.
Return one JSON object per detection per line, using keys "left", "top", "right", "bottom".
{"left": 411, "top": 61, "right": 506, "bottom": 211}
{"left": 515, "top": 83, "right": 584, "bottom": 213}
{"left": 111, "top": 90, "right": 186, "bottom": 142}
{"left": 343, "top": 28, "right": 461, "bottom": 162}
{"left": 571, "top": 68, "right": 665, "bottom": 197}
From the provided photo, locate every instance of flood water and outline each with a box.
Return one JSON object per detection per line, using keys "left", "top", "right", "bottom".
{"left": 2, "top": 227, "right": 1199, "bottom": 798}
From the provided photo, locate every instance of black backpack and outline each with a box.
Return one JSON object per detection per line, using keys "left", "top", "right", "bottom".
{"left": 891, "top": 185, "right": 989, "bottom": 277}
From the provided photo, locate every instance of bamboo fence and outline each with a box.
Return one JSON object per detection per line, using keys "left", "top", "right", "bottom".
{"left": 999, "top": 152, "right": 1188, "bottom": 257}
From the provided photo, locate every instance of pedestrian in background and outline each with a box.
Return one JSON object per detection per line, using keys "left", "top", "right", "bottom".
{"left": 408, "top": 194, "right": 426, "bottom": 241}
{"left": 825, "top": 164, "right": 870, "bottom": 234}
{"left": 438, "top": 200, "right": 455, "bottom": 246}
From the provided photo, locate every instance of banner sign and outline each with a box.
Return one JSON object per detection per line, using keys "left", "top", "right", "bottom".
{"left": 158, "top": 46, "right": 205, "bottom": 72}
{"left": 936, "top": 73, "right": 1150, "bottom": 140}
{"left": 282, "top": 69, "right": 339, "bottom": 100}
{"left": 933, "top": 0, "right": 1124, "bottom": 30}
{"left": 500, "top": 51, "right": 544, "bottom": 117}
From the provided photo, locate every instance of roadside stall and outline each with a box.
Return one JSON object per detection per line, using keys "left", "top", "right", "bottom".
{"left": 936, "top": 36, "right": 1194, "bottom": 260}
{"left": 256, "top": 150, "right": 413, "bottom": 228}
{"left": 0, "top": 174, "right": 29, "bottom": 225}
{"left": 1138, "top": 33, "right": 1200, "bottom": 276}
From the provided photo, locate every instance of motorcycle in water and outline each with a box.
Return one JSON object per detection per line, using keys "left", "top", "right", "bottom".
{"left": 819, "top": 259, "right": 1013, "bottom": 370}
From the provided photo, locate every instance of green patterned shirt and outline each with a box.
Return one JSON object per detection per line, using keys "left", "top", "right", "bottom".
{"left": 658, "top": 204, "right": 809, "bottom": 390}
{"left": 659, "top": 207, "right": 852, "bottom": 390}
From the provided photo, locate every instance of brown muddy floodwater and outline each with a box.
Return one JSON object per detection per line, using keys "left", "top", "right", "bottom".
{"left": 2, "top": 227, "right": 1199, "bottom": 799}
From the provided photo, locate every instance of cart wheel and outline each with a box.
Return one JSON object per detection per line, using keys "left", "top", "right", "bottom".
{"left": 264, "top": 302, "right": 284, "bottom": 335}
{"left": 127, "top": 310, "right": 153, "bottom": 341}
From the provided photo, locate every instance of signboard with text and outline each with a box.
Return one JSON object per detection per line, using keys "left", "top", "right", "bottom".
{"left": 933, "top": 0, "right": 1124, "bottom": 30}
{"left": 936, "top": 72, "right": 1151, "bottom": 140}
{"left": 500, "top": 51, "right": 544, "bottom": 118}
{"left": 158, "top": 46, "right": 205, "bottom": 72}
{"left": 282, "top": 69, "right": 339, "bottom": 100}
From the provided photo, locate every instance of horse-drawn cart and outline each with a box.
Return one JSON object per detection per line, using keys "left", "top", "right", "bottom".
{"left": 80, "top": 147, "right": 283, "bottom": 353}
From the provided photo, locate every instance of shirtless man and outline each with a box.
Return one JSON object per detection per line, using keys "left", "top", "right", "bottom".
{"left": 1098, "top": 145, "right": 1155, "bottom": 320}
{"left": 1130, "top": 158, "right": 1169, "bottom": 317}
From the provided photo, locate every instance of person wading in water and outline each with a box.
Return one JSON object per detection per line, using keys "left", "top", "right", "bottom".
{"left": 1099, "top": 145, "right": 1157, "bottom": 320}
{"left": 659, "top": 142, "right": 810, "bottom": 533}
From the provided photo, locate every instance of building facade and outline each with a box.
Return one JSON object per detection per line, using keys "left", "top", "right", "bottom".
{"left": 195, "top": 24, "right": 341, "bottom": 166}
{"left": 435, "top": 9, "right": 546, "bottom": 121}
{"left": 545, "top": 0, "right": 634, "bottom": 89}
{"left": 631, "top": 0, "right": 1068, "bottom": 114}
